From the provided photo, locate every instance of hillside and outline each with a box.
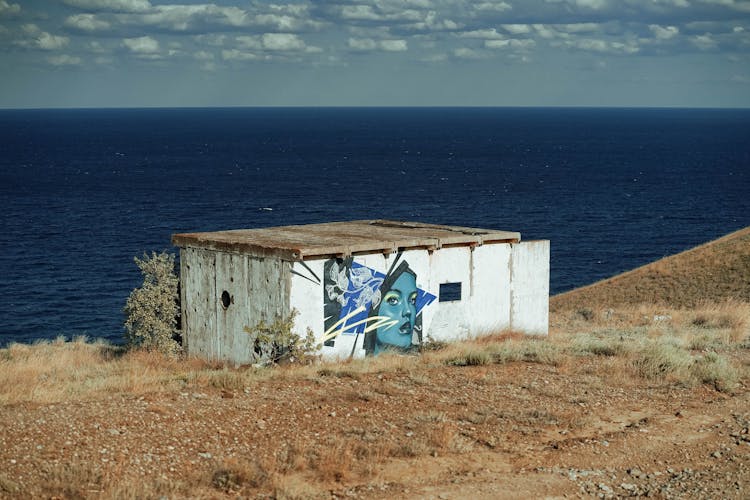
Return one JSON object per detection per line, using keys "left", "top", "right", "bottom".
{"left": 551, "top": 226, "right": 750, "bottom": 312}
{"left": 1, "top": 228, "right": 749, "bottom": 499}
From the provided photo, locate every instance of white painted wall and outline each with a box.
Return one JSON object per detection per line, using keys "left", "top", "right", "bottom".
{"left": 181, "top": 239, "right": 549, "bottom": 364}
{"left": 289, "top": 241, "right": 545, "bottom": 360}
{"left": 510, "top": 240, "right": 550, "bottom": 335}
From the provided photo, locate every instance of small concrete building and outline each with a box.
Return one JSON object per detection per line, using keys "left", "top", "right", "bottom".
{"left": 172, "top": 220, "right": 549, "bottom": 364}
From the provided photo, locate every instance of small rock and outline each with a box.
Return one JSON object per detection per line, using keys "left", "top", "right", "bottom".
{"left": 712, "top": 451, "right": 722, "bottom": 458}
{"left": 108, "top": 428, "right": 120, "bottom": 435}
{"left": 198, "top": 452, "right": 212, "bottom": 459}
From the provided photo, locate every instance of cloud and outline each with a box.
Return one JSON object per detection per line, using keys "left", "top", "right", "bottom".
{"left": 459, "top": 28, "right": 505, "bottom": 39}
{"left": 122, "top": 35, "right": 159, "bottom": 53}
{"left": 0, "top": 0, "right": 20, "bottom": 16}
{"left": 484, "top": 38, "right": 536, "bottom": 49}
{"left": 691, "top": 33, "right": 718, "bottom": 49}
{"left": 64, "top": 14, "right": 112, "bottom": 32}
{"left": 232, "top": 32, "right": 320, "bottom": 56}
{"left": 473, "top": 1, "right": 512, "bottom": 12}
{"left": 452, "top": 47, "right": 486, "bottom": 59}
{"left": 380, "top": 39, "right": 408, "bottom": 51}
{"left": 649, "top": 24, "right": 679, "bottom": 39}
{"left": 348, "top": 37, "right": 407, "bottom": 51}
{"left": 62, "top": 0, "right": 151, "bottom": 13}
{"left": 502, "top": 24, "right": 532, "bottom": 35}
{"left": 17, "top": 24, "right": 70, "bottom": 50}
{"left": 47, "top": 54, "right": 83, "bottom": 65}
{"left": 261, "top": 33, "right": 307, "bottom": 51}
{"left": 555, "top": 34, "right": 640, "bottom": 54}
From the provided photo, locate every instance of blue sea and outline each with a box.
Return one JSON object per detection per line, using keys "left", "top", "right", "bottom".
{"left": 1, "top": 107, "right": 748, "bottom": 347}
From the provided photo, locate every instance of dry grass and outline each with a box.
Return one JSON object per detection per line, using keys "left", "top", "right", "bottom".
{"left": 0, "top": 336, "right": 274, "bottom": 405}
{"left": 551, "top": 226, "right": 750, "bottom": 311}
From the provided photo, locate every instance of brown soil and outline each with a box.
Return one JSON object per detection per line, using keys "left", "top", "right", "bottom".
{"left": 3, "top": 227, "right": 750, "bottom": 498}
{"left": 1, "top": 352, "right": 749, "bottom": 498}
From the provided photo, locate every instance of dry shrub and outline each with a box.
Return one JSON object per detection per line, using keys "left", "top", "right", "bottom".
{"left": 429, "top": 423, "right": 458, "bottom": 450}
{"left": 123, "top": 251, "right": 181, "bottom": 356}
{"left": 312, "top": 440, "right": 355, "bottom": 483}
{"left": 273, "top": 474, "right": 325, "bottom": 499}
{"left": 690, "top": 352, "right": 738, "bottom": 393}
{"left": 212, "top": 458, "right": 271, "bottom": 492}
{"left": 631, "top": 339, "right": 692, "bottom": 380}
{"left": 686, "top": 300, "right": 750, "bottom": 344}
{"left": 445, "top": 347, "right": 492, "bottom": 366}
{"left": 570, "top": 334, "right": 628, "bottom": 357}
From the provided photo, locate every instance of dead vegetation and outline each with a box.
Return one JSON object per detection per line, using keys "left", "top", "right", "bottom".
{"left": 551, "top": 226, "right": 750, "bottom": 311}
{"left": 1, "top": 227, "right": 750, "bottom": 498}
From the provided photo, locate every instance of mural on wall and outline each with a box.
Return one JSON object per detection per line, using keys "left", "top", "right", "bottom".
{"left": 323, "top": 253, "right": 436, "bottom": 356}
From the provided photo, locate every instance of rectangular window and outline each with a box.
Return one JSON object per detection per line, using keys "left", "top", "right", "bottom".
{"left": 439, "top": 282, "right": 462, "bottom": 302}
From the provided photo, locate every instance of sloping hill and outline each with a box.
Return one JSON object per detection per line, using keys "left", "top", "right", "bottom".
{"left": 551, "top": 226, "right": 750, "bottom": 311}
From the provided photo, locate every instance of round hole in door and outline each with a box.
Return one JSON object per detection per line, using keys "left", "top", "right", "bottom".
{"left": 221, "top": 290, "right": 231, "bottom": 309}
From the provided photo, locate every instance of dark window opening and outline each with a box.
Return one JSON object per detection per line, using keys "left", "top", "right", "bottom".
{"left": 439, "top": 282, "right": 462, "bottom": 302}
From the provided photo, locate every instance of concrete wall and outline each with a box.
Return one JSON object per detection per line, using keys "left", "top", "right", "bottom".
{"left": 180, "top": 240, "right": 548, "bottom": 364}
{"left": 510, "top": 240, "right": 550, "bottom": 335}
{"left": 290, "top": 240, "right": 547, "bottom": 359}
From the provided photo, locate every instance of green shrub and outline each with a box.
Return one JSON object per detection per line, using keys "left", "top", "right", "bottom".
{"left": 123, "top": 252, "right": 181, "bottom": 356}
{"left": 243, "top": 310, "right": 320, "bottom": 366}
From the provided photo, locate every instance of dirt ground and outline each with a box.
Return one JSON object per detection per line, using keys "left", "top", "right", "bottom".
{"left": 1, "top": 350, "right": 749, "bottom": 499}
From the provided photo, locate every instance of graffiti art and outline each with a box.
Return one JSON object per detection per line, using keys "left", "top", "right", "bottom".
{"left": 323, "top": 254, "right": 436, "bottom": 356}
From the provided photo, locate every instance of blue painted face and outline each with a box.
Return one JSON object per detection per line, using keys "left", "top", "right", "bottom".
{"left": 374, "top": 272, "right": 418, "bottom": 354}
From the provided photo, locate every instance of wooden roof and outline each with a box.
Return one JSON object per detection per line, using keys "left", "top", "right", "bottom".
{"left": 172, "top": 220, "right": 521, "bottom": 261}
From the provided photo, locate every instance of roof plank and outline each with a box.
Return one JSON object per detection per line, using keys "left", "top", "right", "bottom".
{"left": 172, "top": 220, "right": 521, "bottom": 260}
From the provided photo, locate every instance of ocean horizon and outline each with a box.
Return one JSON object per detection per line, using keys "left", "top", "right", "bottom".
{"left": 1, "top": 106, "right": 748, "bottom": 346}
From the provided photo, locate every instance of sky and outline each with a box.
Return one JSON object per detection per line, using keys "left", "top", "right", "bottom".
{"left": 1, "top": 0, "right": 749, "bottom": 108}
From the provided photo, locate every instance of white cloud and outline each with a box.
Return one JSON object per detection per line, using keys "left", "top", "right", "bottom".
{"left": 484, "top": 38, "right": 536, "bottom": 49}
{"left": 62, "top": 0, "right": 151, "bottom": 13}
{"left": 691, "top": 33, "right": 718, "bottom": 49}
{"left": 0, "top": 0, "right": 20, "bottom": 16}
{"left": 573, "top": 0, "right": 608, "bottom": 9}
{"left": 502, "top": 24, "right": 532, "bottom": 35}
{"left": 261, "top": 33, "right": 306, "bottom": 51}
{"left": 563, "top": 37, "right": 639, "bottom": 54}
{"left": 547, "top": 0, "right": 608, "bottom": 8}
{"left": 64, "top": 14, "right": 111, "bottom": 32}
{"left": 473, "top": 2, "right": 512, "bottom": 12}
{"left": 123, "top": 35, "right": 159, "bottom": 53}
{"left": 453, "top": 47, "right": 485, "bottom": 59}
{"left": 698, "top": 0, "right": 750, "bottom": 12}
{"left": 141, "top": 4, "right": 248, "bottom": 31}
{"left": 232, "top": 33, "right": 319, "bottom": 54}
{"left": 348, "top": 37, "right": 407, "bottom": 51}
{"left": 459, "top": 28, "right": 505, "bottom": 39}
{"left": 380, "top": 39, "right": 407, "bottom": 51}
{"left": 18, "top": 24, "right": 69, "bottom": 50}
{"left": 348, "top": 37, "right": 378, "bottom": 50}
{"left": 193, "top": 50, "right": 214, "bottom": 60}
{"left": 649, "top": 24, "right": 679, "bottom": 39}
{"left": 47, "top": 54, "right": 82, "bottom": 66}
{"left": 338, "top": 4, "right": 423, "bottom": 22}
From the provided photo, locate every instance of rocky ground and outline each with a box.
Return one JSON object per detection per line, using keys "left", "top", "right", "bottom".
{"left": 1, "top": 351, "right": 749, "bottom": 499}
